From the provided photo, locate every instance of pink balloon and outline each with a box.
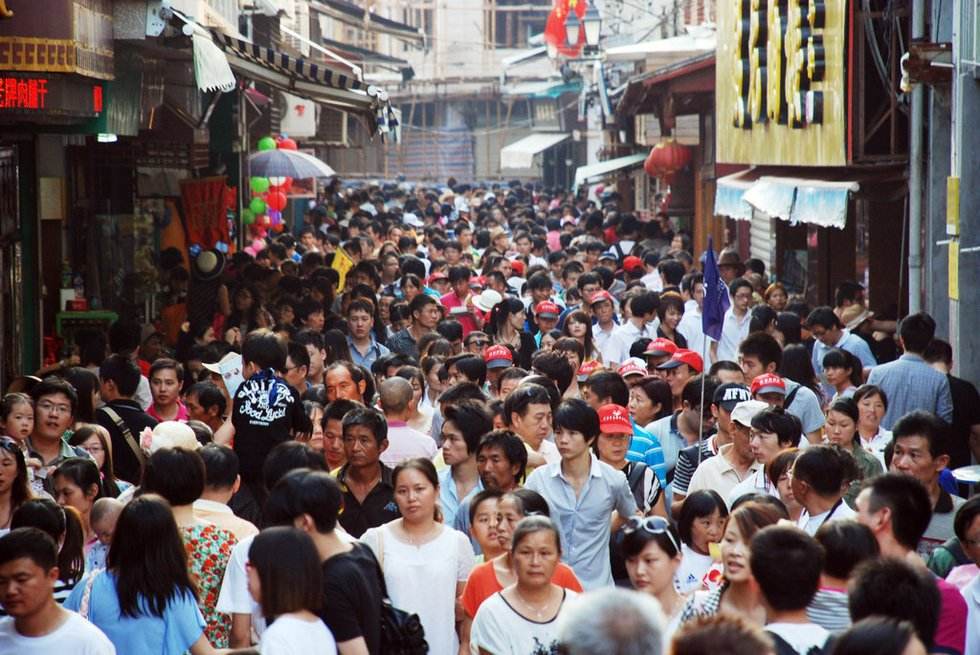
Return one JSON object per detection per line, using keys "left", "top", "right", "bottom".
{"left": 252, "top": 238, "right": 266, "bottom": 251}
{"left": 244, "top": 247, "right": 256, "bottom": 256}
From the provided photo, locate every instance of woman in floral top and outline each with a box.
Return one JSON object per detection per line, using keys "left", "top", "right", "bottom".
{"left": 141, "top": 446, "right": 237, "bottom": 647}
{"left": 181, "top": 522, "right": 236, "bottom": 646}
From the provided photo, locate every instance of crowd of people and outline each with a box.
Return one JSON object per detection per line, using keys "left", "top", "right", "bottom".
{"left": 0, "top": 178, "right": 979, "bottom": 655}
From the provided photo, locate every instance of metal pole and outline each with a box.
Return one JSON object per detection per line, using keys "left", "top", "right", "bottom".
{"left": 908, "top": 0, "right": 926, "bottom": 314}
{"left": 697, "top": 335, "right": 710, "bottom": 464}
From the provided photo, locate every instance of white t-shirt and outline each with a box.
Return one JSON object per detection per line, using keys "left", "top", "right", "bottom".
{"left": 216, "top": 534, "right": 266, "bottom": 638}
{"left": 361, "top": 523, "right": 474, "bottom": 655}
{"left": 766, "top": 621, "right": 831, "bottom": 654}
{"left": 674, "top": 543, "right": 714, "bottom": 593}
{"left": 0, "top": 611, "right": 115, "bottom": 654}
{"left": 470, "top": 589, "right": 577, "bottom": 655}
{"left": 797, "top": 500, "right": 856, "bottom": 536}
{"left": 259, "top": 614, "right": 337, "bottom": 655}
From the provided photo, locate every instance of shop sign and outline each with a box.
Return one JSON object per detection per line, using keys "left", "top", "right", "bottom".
{"left": 0, "top": 73, "right": 102, "bottom": 118}
{"left": 716, "top": 0, "right": 846, "bottom": 166}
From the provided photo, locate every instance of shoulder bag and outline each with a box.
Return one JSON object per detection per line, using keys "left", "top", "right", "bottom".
{"left": 101, "top": 406, "right": 146, "bottom": 472}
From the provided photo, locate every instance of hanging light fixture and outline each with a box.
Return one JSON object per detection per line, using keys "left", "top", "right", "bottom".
{"left": 583, "top": 1, "right": 601, "bottom": 48}
{"left": 564, "top": 7, "right": 581, "bottom": 48}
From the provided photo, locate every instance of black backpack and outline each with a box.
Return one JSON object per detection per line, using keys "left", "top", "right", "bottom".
{"left": 766, "top": 631, "right": 836, "bottom": 655}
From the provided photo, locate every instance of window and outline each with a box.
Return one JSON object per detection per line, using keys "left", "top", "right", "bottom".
{"left": 486, "top": 0, "right": 550, "bottom": 49}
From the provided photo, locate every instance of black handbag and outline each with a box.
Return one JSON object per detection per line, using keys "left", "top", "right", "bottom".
{"left": 376, "top": 529, "right": 429, "bottom": 654}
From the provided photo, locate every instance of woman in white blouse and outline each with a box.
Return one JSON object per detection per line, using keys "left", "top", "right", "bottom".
{"left": 854, "top": 385, "right": 892, "bottom": 461}
{"left": 361, "top": 458, "right": 475, "bottom": 655}
{"left": 470, "top": 516, "right": 576, "bottom": 655}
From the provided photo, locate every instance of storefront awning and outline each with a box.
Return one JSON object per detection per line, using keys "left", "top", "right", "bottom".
{"left": 573, "top": 153, "right": 648, "bottom": 190}
{"left": 502, "top": 80, "right": 582, "bottom": 99}
{"left": 500, "top": 132, "right": 570, "bottom": 169}
{"left": 715, "top": 169, "right": 860, "bottom": 229}
{"left": 209, "top": 30, "right": 397, "bottom": 137}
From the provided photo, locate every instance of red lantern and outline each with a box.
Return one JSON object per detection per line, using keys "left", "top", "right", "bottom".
{"left": 266, "top": 191, "right": 287, "bottom": 212}
{"left": 644, "top": 139, "right": 692, "bottom": 184}
{"left": 277, "top": 137, "right": 298, "bottom": 150}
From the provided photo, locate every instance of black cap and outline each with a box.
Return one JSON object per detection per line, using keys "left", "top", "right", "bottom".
{"left": 712, "top": 383, "right": 752, "bottom": 412}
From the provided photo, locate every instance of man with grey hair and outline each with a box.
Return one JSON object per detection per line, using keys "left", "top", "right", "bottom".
{"left": 557, "top": 588, "right": 666, "bottom": 655}
{"left": 378, "top": 376, "right": 437, "bottom": 467}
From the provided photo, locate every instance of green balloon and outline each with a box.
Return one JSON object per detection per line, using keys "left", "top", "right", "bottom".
{"left": 249, "top": 177, "right": 270, "bottom": 194}
{"left": 242, "top": 208, "right": 255, "bottom": 224}
{"left": 257, "top": 136, "right": 277, "bottom": 151}
{"left": 249, "top": 198, "right": 267, "bottom": 215}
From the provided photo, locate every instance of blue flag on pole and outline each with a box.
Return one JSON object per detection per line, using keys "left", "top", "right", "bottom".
{"left": 702, "top": 236, "right": 730, "bottom": 341}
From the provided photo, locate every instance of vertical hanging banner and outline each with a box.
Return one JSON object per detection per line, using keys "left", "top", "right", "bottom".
{"left": 716, "top": 0, "right": 846, "bottom": 166}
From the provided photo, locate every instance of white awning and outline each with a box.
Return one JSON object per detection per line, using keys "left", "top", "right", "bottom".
{"left": 573, "top": 153, "right": 648, "bottom": 190}
{"left": 605, "top": 26, "right": 716, "bottom": 64}
{"left": 714, "top": 170, "right": 860, "bottom": 229}
{"left": 500, "top": 132, "right": 570, "bottom": 169}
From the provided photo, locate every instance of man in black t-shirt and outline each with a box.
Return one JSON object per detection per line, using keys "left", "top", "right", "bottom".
{"left": 264, "top": 468, "right": 384, "bottom": 655}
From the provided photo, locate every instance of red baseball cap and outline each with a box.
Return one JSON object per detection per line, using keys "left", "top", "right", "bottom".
{"left": 643, "top": 338, "right": 677, "bottom": 357}
{"left": 510, "top": 260, "right": 525, "bottom": 277}
{"left": 623, "top": 256, "right": 644, "bottom": 273}
{"left": 589, "top": 289, "right": 615, "bottom": 306}
{"left": 577, "top": 359, "right": 603, "bottom": 381}
{"left": 598, "top": 404, "right": 633, "bottom": 434}
{"left": 426, "top": 271, "right": 447, "bottom": 285}
{"left": 535, "top": 301, "right": 561, "bottom": 318}
{"left": 617, "top": 359, "right": 647, "bottom": 379}
{"left": 484, "top": 344, "right": 514, "bottom": 369}
{"left": 656, "top": 349, "right": 704, "bottom": 373}
{"left": 469, "top": 276, "right": 485, "bottom": 289}
{"left": 751, "top": 373, "right": 786, "bottom": 396}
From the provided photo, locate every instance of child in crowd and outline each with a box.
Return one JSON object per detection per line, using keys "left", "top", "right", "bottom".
{"left": 86, "top": 497, "right": 124, "bottom": 571}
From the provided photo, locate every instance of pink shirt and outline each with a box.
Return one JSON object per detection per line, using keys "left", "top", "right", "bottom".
{"left": 147, "top": 401, "right": 190, "bottom": 423}
{"left": 379, "top": 421, "right": 438, "bottom": 468}
{"left": 440, "top": 292, "right": 478, "bottom": 336}
{"left": 935, "top": 576, "right": 968, "bottom": 654}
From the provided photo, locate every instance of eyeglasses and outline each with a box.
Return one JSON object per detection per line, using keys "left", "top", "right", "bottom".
{"left": 37, "top": 401, "right": 71, "bottom": 415}
{"left": 468, "top": 340, "right": 489, "bottom": 348}
{"left": 623, "top": 515, "right": 681, "bottom": 554}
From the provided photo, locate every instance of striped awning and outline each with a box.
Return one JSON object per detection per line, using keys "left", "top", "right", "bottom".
{"left": 210, "top": 30, "right": 398, "bottom": 138}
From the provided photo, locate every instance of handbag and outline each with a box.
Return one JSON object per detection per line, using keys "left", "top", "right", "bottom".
{"left": 376, "top": 528, "right": 429, "bottom": 654}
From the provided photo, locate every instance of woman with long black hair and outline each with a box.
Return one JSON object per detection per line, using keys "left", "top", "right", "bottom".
{"left": 65, "top": 494, "right": 223, "bottom": 654}
{"left": 486, "top": 298, "right": 536, "bottom": 369}
{"left": 247, "top": 527, "right": 337, "bottom": 654}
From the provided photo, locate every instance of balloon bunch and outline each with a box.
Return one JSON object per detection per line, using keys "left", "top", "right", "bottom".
{"left": 242, "top": 135, "right": 297, "bottom": 244}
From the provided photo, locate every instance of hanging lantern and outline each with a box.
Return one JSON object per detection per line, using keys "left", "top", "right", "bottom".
{"left": 644, "top": 139, "right": 692, "bottom": 184}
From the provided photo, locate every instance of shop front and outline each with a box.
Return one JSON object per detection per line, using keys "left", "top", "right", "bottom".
{"left": 712, "top": 0, "right": 909, "bottom": 312}
{"left": 0, "top": 0, "right": 112, "bottom": 388}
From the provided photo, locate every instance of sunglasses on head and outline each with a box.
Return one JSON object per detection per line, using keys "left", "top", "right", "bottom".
{"left": 623, "top": 515, "right": 680, "bottom": 554}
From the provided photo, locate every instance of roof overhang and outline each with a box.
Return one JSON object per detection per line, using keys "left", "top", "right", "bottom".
{"left": 310, "top": 0, "right": 425, "bottom": 44}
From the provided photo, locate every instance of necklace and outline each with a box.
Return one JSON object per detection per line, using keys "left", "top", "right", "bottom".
{"left": 402, "top": 521, "right": 439, "bottom": 546}
{"left": 514, "top": 587, "right": 555, "bottom": 620}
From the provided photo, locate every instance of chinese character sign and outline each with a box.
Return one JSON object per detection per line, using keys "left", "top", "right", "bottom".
{"left": 0, "top": 76, "right": 46, "bottom": 109}
{"left": 717, "top": 0, "right": 847, "bottom": 166}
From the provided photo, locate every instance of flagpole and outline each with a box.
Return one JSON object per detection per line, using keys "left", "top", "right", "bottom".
{"left": 698, "top": 335, "right": 711, "bottom": 465}
{"left": 698, "top": 236, "right": 729, "bottom": 466}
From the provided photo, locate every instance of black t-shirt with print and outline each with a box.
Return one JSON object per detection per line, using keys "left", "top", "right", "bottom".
{"left": 231, "top": 371, "right": 306, "bottom": 484}
{"left": 321, "top": 542, "right": 384, "bottom": 655}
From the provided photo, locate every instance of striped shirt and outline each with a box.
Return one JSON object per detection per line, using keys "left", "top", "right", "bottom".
{"left": 807, "top": 588, "right": 851, "bottom": 632}
{"left": 627, "top": 418, "right": 668, "bottom": 486}
{"left": 672, "top": 438, "right": 718, "bottom": 499}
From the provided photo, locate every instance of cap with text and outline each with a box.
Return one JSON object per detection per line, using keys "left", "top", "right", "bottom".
{"left": 751, "top": 373, "right": 786, "bottom": 397}
{"left": 598, "top": 404, "right": 633, "bottom": 434}
{"left": 484, "top": 344, "right": 514, "bottom": 369}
